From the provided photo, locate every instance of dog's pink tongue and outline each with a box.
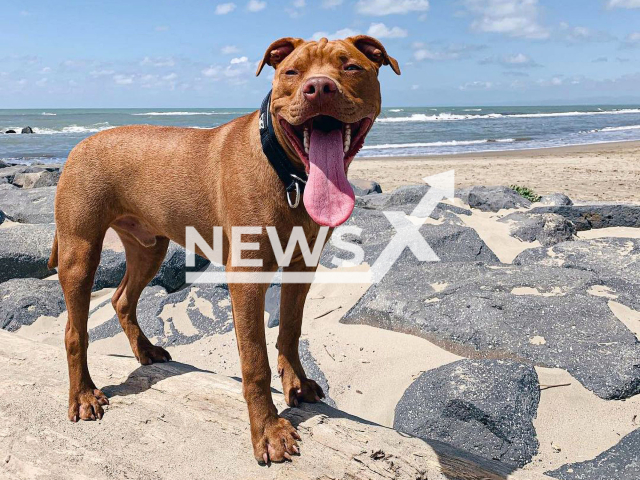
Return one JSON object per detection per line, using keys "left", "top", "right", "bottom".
{"left": 303, "top": 129, "right": 355, "bottom": 227}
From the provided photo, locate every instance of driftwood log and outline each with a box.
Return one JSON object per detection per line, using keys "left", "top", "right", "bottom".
{"left": 0, "top": 331, "right": 548, "bottom": 480}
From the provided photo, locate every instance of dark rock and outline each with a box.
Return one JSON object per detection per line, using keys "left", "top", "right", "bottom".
{"left": 0, "top": 185, "right": 56, "bottom": 223}
{"left": 93, "top": 247, "right": 127, "bottom": 291}
{"left": 299, "top": 339, "right": 336, "bottom": 407}
{"left": 265, "top": 283, "right": 281, "bottom": 328}
{"left": 90, "top": 283, "right": 233, "bottom": 346}
{"left": 0, "top": 224, "right": 56, "bottom": 282}
{"left": 12, "top": 170, "right": 61, "bottom": 189}
{"left": 93, "top": 241, "right": 210, "bottom": 292}
{"left": 22, "top": 166, "right": 46, "bottom": 174}
{"left": 0, "top": 278, "right": 65, "bottom": 331}
{"left": 499, "top": 212, "right": 576, "bottom": 246}
{"left": 320, "top": 207, "right": 498, "bottom": 268}
{"left": 150, "top": 242, "right": 210, "bottom": 292}
{"left": 355, "top": 184, "right": 471, "bottom": 217}
{"left": 457, "top": 186, "right": 532, "bottom": 212}
{"left": 350, "top": 179, "right": 382, "bottom": 196}
{"left": 547, "top": 428, "right": 640, "bottom": 480}
{"left": 514, "top": 238, "right": 640, "bottom": 312}
{"left": 0, "top": 165, "right": 30, "bottom": 184}
{"left": 394, "top": 359, "right": 540, "bottom": 467}
{"left": 0, "top": 209, "right": 5, "bottom": 224}
{"left": 342, "top": 261, "right": 640, "bottom": 400}
{"left": 528, "top": 204, "right": 640, "bottom": 231}
{"left": 5, "top": 130, "right": 16, "bottom": 134}
{"left": 21, "top": 126, "right": 34, "bottom": 134}
{"left": 0, "top": 160, "right": 8, "bottom": 168}
{"left": 539, "top": 193, "right": 573, "bottom": 206}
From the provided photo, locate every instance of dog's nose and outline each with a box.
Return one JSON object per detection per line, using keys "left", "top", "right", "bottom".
{"left": 302, "top": 76, "right": 337, "bottom": 103}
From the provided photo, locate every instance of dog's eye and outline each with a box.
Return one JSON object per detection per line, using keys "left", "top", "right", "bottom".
{"left": 344, "top": 64, "right": 363, "bottom": 71}
{"left": 285, "top": 70, "right": 298, "bottom": 76}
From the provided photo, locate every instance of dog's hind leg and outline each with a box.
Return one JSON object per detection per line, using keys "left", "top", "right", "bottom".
{"left": 58, "top": 231, "right": 110, "bottom": 421}
{"left": 111, "top": 229, "right": 171, "bottom": 365}
{"left": 276, "top": 260, "right": 325, "bottom": 407}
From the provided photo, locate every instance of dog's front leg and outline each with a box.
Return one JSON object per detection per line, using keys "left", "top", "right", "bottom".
{"left": 277, "top": 261, "right": 325, "bottom": 407}
{"left": 227, "top": 280, "right": 300, "bottom": 464}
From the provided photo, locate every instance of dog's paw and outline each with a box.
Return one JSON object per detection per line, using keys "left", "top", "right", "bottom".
{"left": 68, "top": 388, "right": 109, "bottom": 422}
{"left": 135, "top": 343, "right": 172, "bottom": 366}
{"left": 284, "top": 377, "right": 325, "bottom": 407}
{"left": 254, "top": 416, "right": 301, "bottom": 465}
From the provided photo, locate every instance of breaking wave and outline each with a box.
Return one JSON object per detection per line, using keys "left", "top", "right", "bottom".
{"left": 361, "top": 138, "right": 524, "bottom": 150}
{"left": 32, "top": 124, "right": 114, "bottom": 134}
{"left": 377, "top": 108, "right": 640, "bottom": 123}
{"left": 132, "top": 111, "right": 244, "bottom": 116}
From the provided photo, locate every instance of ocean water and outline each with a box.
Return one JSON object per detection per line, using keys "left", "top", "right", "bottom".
{"left": 1, "top": 105, "right": 640, "bottom": 164}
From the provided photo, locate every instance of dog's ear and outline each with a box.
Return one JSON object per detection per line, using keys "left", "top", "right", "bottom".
{"left": 347, "top": 35, "right": 401, "bottom": 75}
{"left": 256, "top": 37, "right": 305, "bottom": 76}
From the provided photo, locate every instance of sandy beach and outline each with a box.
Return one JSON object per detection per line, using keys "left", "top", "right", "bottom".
{"left": 352, "top": 140, "right": 640, "bottom": 203}
{"left": 2, "top": 139, "right": 640, "bottom": 478}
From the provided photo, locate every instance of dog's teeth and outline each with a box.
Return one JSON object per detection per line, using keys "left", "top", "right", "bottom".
{"left": 344, "top": 125, "right": 351, "bottom": 154}
{"left": 303, "top": 127, "right": 309, "bottom": 154}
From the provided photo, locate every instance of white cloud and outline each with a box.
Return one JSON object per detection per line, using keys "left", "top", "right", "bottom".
{"left": 39, "top": 67, "right": 52, "bottom": 74}
{"left": 286, "top": 0, "right": 305, "bottom": 17}
{"left": 459, "top": 81, "right": 493, "bottom": 90}
{"left": 480, "top": 53, "right": 540, "bottom": 68}
{"left": 536, "top": 76, "right": 563, "bottom": 87}
{"left": 221, "top": 45, "right": 240, "bottom": 54}
{"left": 311, "top": 28, "right": 360, "bottom": 41}
{"left": 607, "top": 0, "right": 640, "bottom": 8}
{"left": 89, "top": 69, "right": 115, "bottom": 77}
{"left": 246, "top": 0, "right": 267, "bottom": 12}
{"left": 413, "top": 42, "right": 485, "bottom": 61}
{"left": 356, "top": 0, "right": 429, "bottom": 16}
{"left": 35, "top": 78, "right": 48, "bottom": 87}
{"left": 230, "top": 56, "right": 248, "bottom": 64}
{"left": 113, "top": 74, "right": 134, "bottom": 85}
{"left": 367, "top": 23, "right": 408, "bottom": 38}
{"left": 559, "top": 23, "right": 614, "bottom": 43}
{"left": 140, "top": 56, "right": 175, "bottom": 67}
{"left": 621, "top": 31, "right": 640, "bottom": 48}
{"left": 215, "top": 3, "right": 236, "bottom": 14}
{"left": 202, "top": 66, "right": 221, "bottom": 77}
{"left": 626, "top": 31, "right": 640, "bottom": 42}
{"left": 162, "top": 73, "right": 178, "bottom": 81}
{"left": 322, "top": 0, "right": 343, "bottom": 7}
{"left": 462, "top": 0, "right": 549, "bottom": 39}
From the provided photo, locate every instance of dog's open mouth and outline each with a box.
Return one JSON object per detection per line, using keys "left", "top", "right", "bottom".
{"left": 279, "top": 115, "right": 373, "bottom": 173}
{"left": 279, "top": 115, "right": 373, "bottom": 227}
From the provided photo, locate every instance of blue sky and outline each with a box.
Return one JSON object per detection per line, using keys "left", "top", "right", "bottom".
{"left": 2, "top": 0, "right": 640, "bottom": 108}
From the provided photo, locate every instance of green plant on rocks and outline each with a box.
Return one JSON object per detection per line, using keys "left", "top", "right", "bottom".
{"left": 510, "top": 185, "right": 541, "bottom": 203}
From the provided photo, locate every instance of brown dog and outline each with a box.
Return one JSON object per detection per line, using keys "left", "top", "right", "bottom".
{"left": 49, "top": 35, "right": 399, "bottom": 463}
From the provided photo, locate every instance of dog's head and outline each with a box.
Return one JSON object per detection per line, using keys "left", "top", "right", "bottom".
{"left": 257, "top": 36, "right": 400, "bottom": 227}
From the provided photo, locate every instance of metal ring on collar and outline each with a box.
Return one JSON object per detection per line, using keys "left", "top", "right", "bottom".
{"left": 287, "top": 181, "right": 301, "bottom": 208}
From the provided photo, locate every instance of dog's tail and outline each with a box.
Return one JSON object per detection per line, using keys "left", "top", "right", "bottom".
{"left": 48, "top": 230, "right": 59, "bottom": 269}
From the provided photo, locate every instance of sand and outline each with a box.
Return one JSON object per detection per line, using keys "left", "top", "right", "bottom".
{"left": 3, "top": 141, "right": 640, "bottom": 478}
{"left": 351, "top": 140, "right": 640, "bottom": 203}
{"left": 10, "top": 210, "right": 640, "bottom": 478}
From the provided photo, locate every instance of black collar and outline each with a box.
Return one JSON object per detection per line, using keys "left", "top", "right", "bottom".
{"left": 259, "top": 91, "right": 307, "bottom": 207}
